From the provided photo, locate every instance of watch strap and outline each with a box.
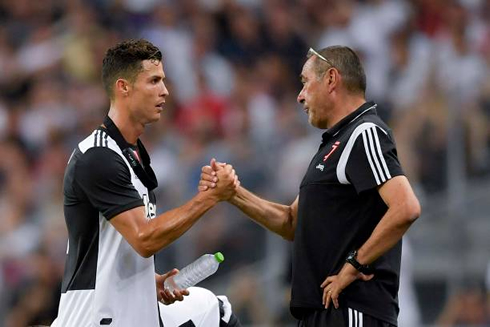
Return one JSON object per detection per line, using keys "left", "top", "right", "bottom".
{"left": 346, "top": 250, "right": 373, "bottom": 275}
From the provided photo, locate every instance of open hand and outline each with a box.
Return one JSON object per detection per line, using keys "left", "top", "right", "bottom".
{"left": 320, "top": 263, "right": 373, "bottom": 309}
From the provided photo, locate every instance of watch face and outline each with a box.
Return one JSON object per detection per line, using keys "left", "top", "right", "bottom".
{"left": 348, "top": 250, "right": 357, "bottom": 260}
{"left": 346, "top": 251, "right": 362, "bottom": 270}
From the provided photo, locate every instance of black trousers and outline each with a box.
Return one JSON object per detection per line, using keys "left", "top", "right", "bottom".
{"left": 297, "top": 307, "right": 395, "bottom": 327}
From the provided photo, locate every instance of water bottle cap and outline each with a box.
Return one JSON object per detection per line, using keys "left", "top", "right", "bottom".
{"left": 214, "top": 252, "right": 224, "bottom": 263}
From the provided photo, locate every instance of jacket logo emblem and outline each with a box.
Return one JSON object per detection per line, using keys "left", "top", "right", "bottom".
{"left": 316, "top": 164, "right": 324, "bottom": 171}
{"left": 323, "top": 141, "right": 340, "bottom": 161}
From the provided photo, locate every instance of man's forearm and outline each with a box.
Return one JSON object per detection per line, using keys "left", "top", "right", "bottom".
{"left": 139, "top": 192, "right": 218, "bottom": 255}
{"left": 230, "top": 187, "right": 295, "bottom": 240}
{"left": 355, "top": 176, "right": 421, "bottom": 266}
{"left": 356, "top": 202, "right": 419, "bottom": 265}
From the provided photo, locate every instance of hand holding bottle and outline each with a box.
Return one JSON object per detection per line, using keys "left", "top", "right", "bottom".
{"left": 156, "top": 269, "right": 189, "bottom": 305}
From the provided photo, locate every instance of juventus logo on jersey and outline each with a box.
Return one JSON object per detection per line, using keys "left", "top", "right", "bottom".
{"left": 324, "top": 141, "right": 340, "bottom": 161}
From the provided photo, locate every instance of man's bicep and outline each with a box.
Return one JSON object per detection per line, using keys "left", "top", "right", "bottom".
{"left": 290, "top": 196, "right": 299, "bottom": 225}
{"left": 378, "top": 175, "right": 418, "bottom": 209}
{"left": 110, "top": 206, "right": 148, "bottom": 254}
{"left": 288, "top": 196, "right": 299, "bottom": 239}
{"left": 75, "top": 148, "right": 143, "bottom": 219}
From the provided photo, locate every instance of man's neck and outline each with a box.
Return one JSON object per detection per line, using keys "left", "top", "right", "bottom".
{"left": 107, "top": 105, "right": 143, "bottom": 145}
{"left": 327, "top": 94, "right": 366, "bottom": 129}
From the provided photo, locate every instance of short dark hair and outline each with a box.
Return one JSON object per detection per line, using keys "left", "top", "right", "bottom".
{"left": 308, "top": 46, "right": 366, "bottom": 95}
{"left": 102, "top": 39, "right": 162, "bottom": 99}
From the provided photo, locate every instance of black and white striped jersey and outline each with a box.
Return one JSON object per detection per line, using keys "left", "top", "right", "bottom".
{"left": 52, "top": 127, "right": 160, "bottom": 327}
{"left": 292, "top": 102, "right": 404, "bottom": 325}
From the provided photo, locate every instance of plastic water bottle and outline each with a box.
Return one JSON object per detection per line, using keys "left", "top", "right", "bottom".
{"left": 164, "top": 252, "right": 224, "bottom": 291}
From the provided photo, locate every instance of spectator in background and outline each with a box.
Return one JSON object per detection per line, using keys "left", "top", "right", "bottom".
{"left": 434, "top": 1, "right": 489, "bottom": 175}
{"left": 397, "top": 238, "right": 422, "bottom": 327}
{"left": 436, "top": 282, "right": 489, "bottom": 326}
{"left": 386, "top": 17, "right": 432, "bottom": 191}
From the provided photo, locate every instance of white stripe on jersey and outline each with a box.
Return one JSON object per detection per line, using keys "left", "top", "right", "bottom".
{"left": 95, "top": 130, "right": 101, "bottom": 147}
{"left": 336, "top": 122, "right": 388, "bottom": 184}
{"left": 362, "top": 130, "right": 381, "bottom": 185}
{"left": 368, "top": 128, "right": 385, "bottom": 182}
{"left": 362, "top": 126, "right": 392, "bottom": 185}
{"left": 372, "top": 126, "right": 391, "bottom": 180}
{"left": 348, "top": 308, "right": 364, "bottom": 327}
{"left": 94, "top": 129, "right": 108, "bottom": 148}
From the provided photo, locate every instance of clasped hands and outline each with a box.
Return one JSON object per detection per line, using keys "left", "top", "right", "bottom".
{"left": 198, "top": 158, "right": 240, "bottom": 200}
{"left": 156, "top": 159, "right": 239, "bottom": 305}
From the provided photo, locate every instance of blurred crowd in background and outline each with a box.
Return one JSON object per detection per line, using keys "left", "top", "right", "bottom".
{"left": 0, "top": 0, "right": 489, "bottom": 326}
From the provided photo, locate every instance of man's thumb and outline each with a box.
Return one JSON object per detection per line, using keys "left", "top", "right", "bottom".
{"left": 211, "top": 158, "right": 220, "bottom": 171}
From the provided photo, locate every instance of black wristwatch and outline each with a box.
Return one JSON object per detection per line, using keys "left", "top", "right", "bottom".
{"left": 346, "top": 250, "right": 373, "bottom": 275}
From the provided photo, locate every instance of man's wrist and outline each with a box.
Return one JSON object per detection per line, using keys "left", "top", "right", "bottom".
{"left": 345, "top": 250, "right": 373, "bottom": 274}
{"left": 196, "top": 190, "right": 219, "bottom": 207}
{"left": 227, "top": 186, "right": 242, "bottom": 205}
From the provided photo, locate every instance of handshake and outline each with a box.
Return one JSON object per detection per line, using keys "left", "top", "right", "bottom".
{"left": 197, "top": 158, "right": 240, "bottom": 202}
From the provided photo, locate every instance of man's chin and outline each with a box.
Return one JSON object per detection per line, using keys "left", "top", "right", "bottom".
{"left": 308, "top": 116, "right": 316, "bottom": 127}
{"left": 142, "top": 115, "right": 161, "bottom": 127}
{"left": 309, "top": 117, "right": 326, "bottom": 129}
{"left": 150, "top": 112, "right": 162, "bottom": 123}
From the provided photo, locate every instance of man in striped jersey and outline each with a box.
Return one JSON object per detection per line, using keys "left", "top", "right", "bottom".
{"left": 200, "top": 46, "right": 421, "bottom": 326}
{"left": 52, "top": 39, "right": 240, "bottom": 327}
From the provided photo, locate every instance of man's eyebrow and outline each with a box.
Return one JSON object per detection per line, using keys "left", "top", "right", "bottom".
{"left": 148, "top": 74, "right": 163, "bottom": 81}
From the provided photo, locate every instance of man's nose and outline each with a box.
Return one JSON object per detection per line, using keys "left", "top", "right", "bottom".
{"left": 297, "top": 92, "right": 305, "bottom": 104}
{"left": 161, "top": 83, "right": 169, "bottom": 97}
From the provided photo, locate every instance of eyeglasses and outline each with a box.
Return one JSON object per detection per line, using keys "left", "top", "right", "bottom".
{"left": 308, "top": 48, "right": 335, "bottom": 68}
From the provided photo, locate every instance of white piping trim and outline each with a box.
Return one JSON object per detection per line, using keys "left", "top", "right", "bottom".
{"left": 336, "top": 122, "right": 388, "bottom": 185}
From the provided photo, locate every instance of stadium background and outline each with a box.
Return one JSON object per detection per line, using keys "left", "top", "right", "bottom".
{"left": 0, "top": 0, "right": 489, "bottom": 326}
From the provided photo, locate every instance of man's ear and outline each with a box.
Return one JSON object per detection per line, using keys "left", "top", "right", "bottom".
{"left": 115, "top": 79, "right": 130, "bottom": 97}
{"left": 325, "top": 68, "right": 339, "bottom": 92}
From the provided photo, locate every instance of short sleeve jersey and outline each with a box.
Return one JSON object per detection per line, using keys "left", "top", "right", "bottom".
{"left": 291, "top": 102, "right": 404, "bottom": 325}
{"left": 53, "top": 127, "right": 161, "bottom": 327}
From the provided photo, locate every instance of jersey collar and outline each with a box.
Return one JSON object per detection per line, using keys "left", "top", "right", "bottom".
{"left": 322, "top": 101, "right": 377, "bottom": 142}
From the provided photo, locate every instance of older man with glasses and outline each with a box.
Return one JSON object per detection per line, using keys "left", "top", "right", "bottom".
{"left": 200, "top": 45, "right": 421, "bottom": 327}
